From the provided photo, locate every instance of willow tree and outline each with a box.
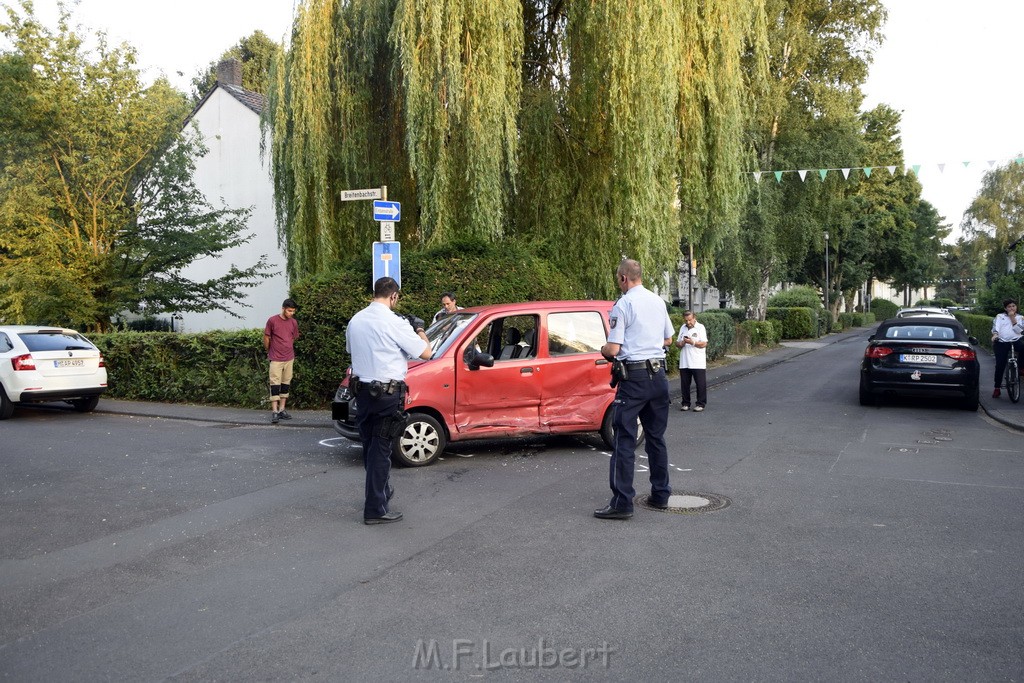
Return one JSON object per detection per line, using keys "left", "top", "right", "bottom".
{"left": 557, "top": 0, "right": 682, "bottom": 296}
{"left": 390, "top": 0, "right": 523, "bottom": 243}
{"left": 676, "top": 0, "right": 766, "bottom": 278}
{"left": 265, "top": 0, "right": 412, "bottom": 282}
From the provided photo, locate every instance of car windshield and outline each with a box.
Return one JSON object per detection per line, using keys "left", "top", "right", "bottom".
{"left": 883, "top": 325, "right": 957, "bottom": 340}
{"left": 19, "top": 331, "right": 96, "bottom": 352}
{"left": 425, "top": 312, "right": 477, "bottom": 358}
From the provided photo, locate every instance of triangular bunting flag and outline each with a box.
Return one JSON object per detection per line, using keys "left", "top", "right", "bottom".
{"left": 774, "top": 171, "right": 783, "bottom": 183}
{"left": 962, "top": 161, "right": 971, "bottom": 168}
{"left": 798, "top": 170, "right": 808, "bottom": 181}
{"left": 988, "top": 160, "right": 997, "bottom": 168}
{"left": 909, "top": 164, "right": 921, "bottom": 176}
{"left": 937, "top": 163, "right": 945, "bottom": 173}
{"left": 841, "top": 168, "right": 851, "bottom": 179}
{"left": 753, "top": 171, "right": 762, "bottom": 182}
{"left": 886, "top": 165, "right": 897, "bottom": 175}
{"left": 863, "top": 167, "right": 873, "bottom": 177}
{"left": 818, "top": 169, "right": 828, "bottom": 181}
{"left": 1015, "top": 157, "right": 1024, "bottom": 165}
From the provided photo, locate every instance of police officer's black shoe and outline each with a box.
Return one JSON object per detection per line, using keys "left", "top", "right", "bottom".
{"left": 593, "top": 505, "right": 632, "bottom": 520}
{"left": 364, "top": 511, "right": 403, "bottom": 525}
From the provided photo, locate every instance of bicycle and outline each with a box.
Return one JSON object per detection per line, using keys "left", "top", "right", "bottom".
{"left": 1006, "top": 343, "right": 1021, "bottom": 403}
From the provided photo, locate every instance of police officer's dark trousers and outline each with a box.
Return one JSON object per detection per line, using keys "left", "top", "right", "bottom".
{"left": 355, "top": 387, "right": 401, "bottom": 518}
{"left": 609, "top": 366, "right": 671, "bottom": 512}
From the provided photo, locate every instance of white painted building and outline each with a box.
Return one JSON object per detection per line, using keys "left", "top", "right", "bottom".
{"left": 175, "top": 60, "right": 289, "bottom": 332}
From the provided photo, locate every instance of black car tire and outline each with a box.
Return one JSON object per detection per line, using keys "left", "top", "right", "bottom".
{"left": 859, "top": 376, "right": 874, "bottom": 406}
{"left": 392, "top": 413, "right": 447, "bottom": 467}
{"left": 0, "top": 385, "right": 13, "bottom": 420}
{"left": 600, "top": 406, "right": 647, "bottom": 450}
{"left": 962, "top": 390, "right": 979, "bottom": 411}
{"left": 70, "top": 395, "right": 100, "bottom": 413}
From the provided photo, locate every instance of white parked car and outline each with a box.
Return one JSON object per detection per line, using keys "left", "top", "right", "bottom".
{"left": 0, "top": 325, "right": 107, "bottom": 419}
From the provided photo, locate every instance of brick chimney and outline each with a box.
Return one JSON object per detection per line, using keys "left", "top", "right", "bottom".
{"left": 216, "top": 58, "right": 242, "bottom": 87}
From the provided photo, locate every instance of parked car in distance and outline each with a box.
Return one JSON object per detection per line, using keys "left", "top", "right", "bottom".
{"left": 860, "top": 316, "right": 979, "bottom": 410}
{"left": 0, "top": 325, "right": 107, "bottom": 419}
{"left": 333, "top": 300, "right": 644, "bottom": 466}
{"left": 894, "top": 306, "right": 954, "bottom": 319}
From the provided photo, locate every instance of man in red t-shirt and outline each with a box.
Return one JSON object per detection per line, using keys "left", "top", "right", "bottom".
{"left": 264, "top": 298, "right": 300, "bottom": 424}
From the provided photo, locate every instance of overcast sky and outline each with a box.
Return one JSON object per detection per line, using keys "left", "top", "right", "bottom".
{"left": 25, "top": 0, "right": 1024, "bottom": 242}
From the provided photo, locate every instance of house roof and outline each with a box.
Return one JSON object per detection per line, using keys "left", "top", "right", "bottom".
{"left": 183, "top": 82, "right": 266, "bottom": 128}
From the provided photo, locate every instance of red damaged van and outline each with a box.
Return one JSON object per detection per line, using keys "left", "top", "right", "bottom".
{"left": 332, "top": 300, "right": 644, "bottom": 466}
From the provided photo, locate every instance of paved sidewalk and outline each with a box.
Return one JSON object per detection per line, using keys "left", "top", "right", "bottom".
{"left": 94, "top": 326, "right": 1024, "bottom": 433}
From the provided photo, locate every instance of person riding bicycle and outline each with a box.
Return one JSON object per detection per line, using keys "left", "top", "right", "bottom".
{"left": 991, "top": 298, "right": 1024, "bottom": 398}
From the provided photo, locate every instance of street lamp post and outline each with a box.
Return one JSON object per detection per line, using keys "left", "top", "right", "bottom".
{"left": 823, "top": 231, "right": 830, "bottom": 317}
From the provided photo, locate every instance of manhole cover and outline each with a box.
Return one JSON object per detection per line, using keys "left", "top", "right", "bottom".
{"left": 636, "top": 492, "right": 731, "bottom": 514}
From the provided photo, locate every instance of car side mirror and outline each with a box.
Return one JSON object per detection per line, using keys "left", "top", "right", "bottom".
{"left": 464, "top": 348, "right": 494, "bottom": 370}
{"left": 968, "top": 336, "right": 979, "bottom": 346}
{"left": 868, "top": 334, "right": 876, "bottom": 342}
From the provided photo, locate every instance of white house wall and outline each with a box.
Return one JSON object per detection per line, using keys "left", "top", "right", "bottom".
{"left": 177, "top": 88, "right": 288, "bottom": 332}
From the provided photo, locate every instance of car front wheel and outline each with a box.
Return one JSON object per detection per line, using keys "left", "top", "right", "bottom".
{"left": 392, "top": 413, "right": 447, "bottom": 467}
{"left": 600, "top": 406, "right": 646, "bottom": 450}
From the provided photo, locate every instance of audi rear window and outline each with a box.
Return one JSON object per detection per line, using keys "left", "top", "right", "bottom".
{"left": 19, "top": 332, "right": 96, "bottom": 352}
{"left": 882, "top": 325, "right": 958, "bottom": 341}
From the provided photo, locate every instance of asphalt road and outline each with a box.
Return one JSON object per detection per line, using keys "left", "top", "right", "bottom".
{"left": 2, "top": 331, "right": 1023, "bottom": 681}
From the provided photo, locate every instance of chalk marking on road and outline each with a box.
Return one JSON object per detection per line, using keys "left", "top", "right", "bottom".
{"left": 879, "top": 442, "right": 1020, "bottom": 454}
{"left": 828, "top": 441, "right": 852, "bottom": 474}
{"left": 318, "top": 437, "right": 358, "bottom": 448}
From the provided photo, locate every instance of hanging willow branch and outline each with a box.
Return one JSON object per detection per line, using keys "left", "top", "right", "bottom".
{"left": 390, "top": 0, "right": 523, "bottom": 243}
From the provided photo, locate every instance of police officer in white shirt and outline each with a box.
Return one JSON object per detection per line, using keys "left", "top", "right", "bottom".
{"left": 595, "top": 259, "right": 675, "bottom": 520}
{"left": 346, "top": 277, "right": 431, "bottom": 524}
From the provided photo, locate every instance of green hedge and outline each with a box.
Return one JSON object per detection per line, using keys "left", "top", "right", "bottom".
{"left": 870, "top": 299, "right": 898, "bottom": 321}
{"left": 953, "top": 312, "right": 994, "bottom": 352}
{"left": 740, "top": 319, "right": 782, "bottom": 346}
{"left": 766, "top": 307, "right": 818, "bottom": 339}
{"left": 91, "top": 330, "right": 269, "bottom": 408}
{"left": 837, "top": 311, "right": 876, "bottom": 329}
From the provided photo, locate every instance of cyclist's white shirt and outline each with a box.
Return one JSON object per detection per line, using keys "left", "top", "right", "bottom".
{"left": 992, "top": 313, "right": 1024, "bottom": 342}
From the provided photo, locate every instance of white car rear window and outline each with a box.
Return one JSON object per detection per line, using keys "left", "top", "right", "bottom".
{"left": 19, "top": 332, "right": 96, "bottom": 352}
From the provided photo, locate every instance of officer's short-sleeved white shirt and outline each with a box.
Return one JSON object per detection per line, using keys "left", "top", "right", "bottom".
{"left": 677, "top": 320, "right": 708, "bottom": 369}
{"left": 607, "top": 284, "right": 674, "bottom": 361}
{"left": 346, "top": 302, "right": 428, "bottom": 382}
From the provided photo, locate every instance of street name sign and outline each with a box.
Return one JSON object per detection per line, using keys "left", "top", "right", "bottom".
{"left": 340, "top": 188, "right": 383, "bottom": 201}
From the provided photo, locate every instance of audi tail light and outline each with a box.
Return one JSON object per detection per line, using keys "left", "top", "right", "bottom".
{"left": 864, "top": 346, "right": 893, "bottom": 358}
{"left": 944, "top": 348, "right": 976, "bottom": 361}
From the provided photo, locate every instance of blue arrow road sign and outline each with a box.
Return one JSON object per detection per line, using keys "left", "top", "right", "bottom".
{"left": 373, "top": 200, "right": 401, "bottom": 222}
{"left": 372, "top": 241, "right": 401, "bottom": 288}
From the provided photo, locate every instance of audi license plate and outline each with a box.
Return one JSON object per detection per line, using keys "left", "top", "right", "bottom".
{"left": 54, "top": 359, "right": 85, "bottom": 368}
{"left": 900, "top": 354, "right": 937, "bottom": 364}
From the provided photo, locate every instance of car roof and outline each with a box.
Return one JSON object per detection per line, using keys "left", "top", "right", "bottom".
{"left": 0, "top": 325, "right": 80, "bottom": 335}
{"left": 452, "top": 300, "right": 617, "bottom": 315}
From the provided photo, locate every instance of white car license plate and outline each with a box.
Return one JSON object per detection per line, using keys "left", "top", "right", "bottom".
{"left": 54, "top": 359, "right": 85, "bottom": 368}
{"left": 900, "top": 354, "right": 937, "bottom": 364}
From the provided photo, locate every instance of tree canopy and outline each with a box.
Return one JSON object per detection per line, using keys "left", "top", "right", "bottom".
{"left": 0, "top": 2, "right": 270, "bottom": 330}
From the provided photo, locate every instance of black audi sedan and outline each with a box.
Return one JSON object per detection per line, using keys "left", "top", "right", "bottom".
{"left": 860, "top": 316, "right": 980, "bottom": 410}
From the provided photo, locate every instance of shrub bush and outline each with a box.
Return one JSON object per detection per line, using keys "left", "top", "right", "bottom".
{"left": 977, "top": 275, "right": 1024, "bottom": 316}
{"left": 768, "top": 286, "right": 823, "bottom": 310}
{"left": 953, "top": 311, "right": 994, "bottom": 352}
{"left": 719, "top": 307, "right": 748, "bottom": 323}
{"left": 91, "top": 330, "right": 268, "bottom": 407}
{"left": 739, "top": 319, "right": 781, "bottom": 346}
{"left": 838, "top": 312, "right": 876, "bottom": 329}
{"left": 766, "top": 307, "right": 816, "bottom": 339}
{"left": 870, "top": 299, "right": 898, "bottom": 321}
